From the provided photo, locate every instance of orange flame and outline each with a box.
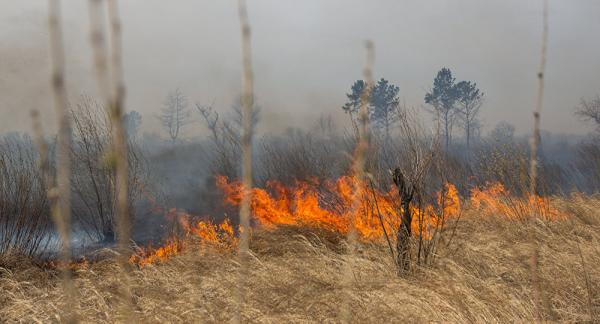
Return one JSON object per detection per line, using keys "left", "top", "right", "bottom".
{"left": 130, "top": 175, "right": 463, "bottom": 267}
{"left": 217, "top": 175, "right": 461, "bottom": 241}
{"left": 469, "top": 182, "right": 566, "bottom": 220}
{"left": 129, "top": 212, "right": 237, "bottom": 267}
{"left": 44, "top": 257, "right": 90, "bottom": 271}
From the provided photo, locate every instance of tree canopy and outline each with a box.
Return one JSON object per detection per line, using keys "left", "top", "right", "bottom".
{"left": 342, "top": 78, "right": 400, "bottom": 136}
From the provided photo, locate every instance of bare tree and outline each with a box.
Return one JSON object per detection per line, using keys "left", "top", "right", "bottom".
{"left": 124, "top": 110, "right": 142, "bottom": 139}
{"left": 230, "top": 96, "right": 261, "bottom": 138}
{"left": 490, "top": 121, "right": 516, "bottom": 143}
{"left": 197, "top": 104, "right": 239, "bottom": 179}
{"left": 70, "top": 97, "right": 145, "bottom": 243}
{"left": 575, "top": 96, "right": 600, "bottom": 131}
{"left": 0, "top": 134, "right": 52, "bottom": 257}
{"left": 196, "top": 98, "right": 260, "bottom": 177}
{"left": 158, "top": 88, "right": 191, "bottom": 143}
{"left": 314, "top": 113, "right": 337, "bottom": 138}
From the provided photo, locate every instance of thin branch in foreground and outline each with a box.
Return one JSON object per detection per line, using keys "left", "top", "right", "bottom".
{"left": 47, "top": 0, "right": 77, "bottom": 322}
{"left": 369, "top": 178, "right": 395, "bottom": 263}
{"left": 88, "top": 0, "right": 133, "bottom": 319}
{"left": 340, "top": 40, "right": 375, "bottom": 323}
{"left": 529, "top": 0, "right": 548, "bottom": 197}
{"left": 529, "top": 0, "right": 549, "bottom": 322}
{"left": 235, "top": 0, "right": 255, "bottom": 322}
{"left": 106, "top": 0, "right": 130, "bottom": 268}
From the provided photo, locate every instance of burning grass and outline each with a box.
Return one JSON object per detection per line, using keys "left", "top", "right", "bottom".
{"left": 0, "top": 176, "right": 596, "bottom": 322}
{"left": 470, "top": 182, "right": 567, "bottom": 220}
{"left": 127, "top": 177, "right": 565, "bottom": 269}
{"left": 216, "top": 175, "right": 461, "bottom": 240}
{"left": 0, "top": 195, "right": 599, "bottom": 322}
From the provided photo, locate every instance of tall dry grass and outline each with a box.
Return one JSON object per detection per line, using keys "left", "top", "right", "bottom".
{"left": 0, "top": 197, "right": 598, "bottom": 323}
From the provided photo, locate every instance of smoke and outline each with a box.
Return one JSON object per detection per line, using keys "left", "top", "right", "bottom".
{"left": 1, "top": 0, "right": 600, "bottom": 136}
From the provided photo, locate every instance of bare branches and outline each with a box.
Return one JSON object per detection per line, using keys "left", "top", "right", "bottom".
{"left": 158, "top": 89, "right": 191, "bottom": 143}
{"left": 0, "top": 132, "right": 52, "bottom": 257}
{"left": 575, "top": 96, "right": 600, "bottom": 130}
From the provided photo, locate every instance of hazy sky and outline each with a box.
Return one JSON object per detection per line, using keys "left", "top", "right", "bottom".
{"left": 1, "top": 1, "right": 599, "bottom": 137}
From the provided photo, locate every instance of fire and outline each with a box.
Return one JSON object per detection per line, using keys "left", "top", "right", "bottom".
{"left": 129, "top": 212, "right": 237, "bottom": 267}
{"left": 469, "top": 182, "right": 566, "bottom": 220}
{"left": 130, "top": 175, "right": 464, "bottom": 267}
{"left": 129, "top": 238, "right": 185, "bottom": 267}
{"left": 130, "top": 177, "right": 570, "bottom": 268}
{"left": 44, "top": 257, "right": 90, "bottom": 271}
{"left": 216, "top": 175, "right": 461, "bottom": 241}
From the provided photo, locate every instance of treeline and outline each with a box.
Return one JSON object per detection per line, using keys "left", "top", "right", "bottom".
{"left": 1, "top": 72, "right": 599, "bottom": 257}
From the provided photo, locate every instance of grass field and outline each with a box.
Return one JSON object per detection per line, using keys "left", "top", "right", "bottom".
{"left": 1, "top": 195, "right": 598, "bottom": 323}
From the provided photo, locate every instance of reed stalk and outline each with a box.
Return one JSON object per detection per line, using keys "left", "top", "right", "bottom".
{"left": 529, "top": 0, "right": 549, "bottom": 322}
{"left": 88, "top": 0, "right": 133, "bottom": 319}
{"left": 340, "top": 40, "right": 375, "bottom": 323}
{"left": 234, "top": 0, "right": 255, "bottom": 322}
{"left": 47, "top": 0, "right": 77, "bottom": 321}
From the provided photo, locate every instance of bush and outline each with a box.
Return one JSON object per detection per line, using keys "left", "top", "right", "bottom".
{"left": 0, "top": 134, "right": 52, "bottom": 256}
{"left": 70, "top": 96, "right": 146, "bottom": 242}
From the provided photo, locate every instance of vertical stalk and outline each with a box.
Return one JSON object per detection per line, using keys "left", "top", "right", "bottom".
{"left": 529, "top": 0, "right": 548, "bottom": 322}
{"left": 47, "top": 0, "right": 76, "bottom": 321}
{"left": 106, "top": 0, "right": 130, "bottom": 266}
{"left": 530, "top": 0, "right": 548, "bottom": 197}
{"left": 88, "top": 0, "right": 110, "bottom": 102}
{"left": 88, "top": 0, "right": 132, "bottom": 319}
{"left": 235, "top": 0, "right": 254, "bottom": 322}
{"left": 340, "top": 40, "right": 374, "bottom": 322}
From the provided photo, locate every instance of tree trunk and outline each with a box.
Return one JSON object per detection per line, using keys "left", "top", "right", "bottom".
{"left": 466, "top": 122, "right": 471, "bottom": 163}
{"left": 396, "top": 200, "right": 412, "bottom": 271}
{"left": 444, "top": 110, "right": 450, "bottom": 151}
{"left": 392, "top": 168, "right": 414, "bottom": 273}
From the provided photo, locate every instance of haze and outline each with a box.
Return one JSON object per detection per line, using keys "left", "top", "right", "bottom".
{"left": 1, "top": 0, "right": 599, "bottom": 136}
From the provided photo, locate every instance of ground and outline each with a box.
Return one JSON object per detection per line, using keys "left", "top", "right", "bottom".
{"left": 1, "top": 195, "right": 599, "bottom": 323}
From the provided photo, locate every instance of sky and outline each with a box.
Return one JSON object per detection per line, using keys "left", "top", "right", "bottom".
{"left": 1, "top": 0, "right": 599, "bottom": 137}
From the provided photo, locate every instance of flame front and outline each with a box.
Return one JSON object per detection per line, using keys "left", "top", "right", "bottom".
{"left": 129, "top": 213, "right": 237, "bottom": 267}
{"left": 216, "top": 175, "right": 461, "bottom": 241}
{"left": 129, "top": 177, "right": 570, "bottom": 268}
{"left": 469, "top": 182, "right": 566, "bottom": 220}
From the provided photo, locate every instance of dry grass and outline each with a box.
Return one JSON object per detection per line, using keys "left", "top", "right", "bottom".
{"left": 1, "top": 196, "right": 599, "bottom": 323}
